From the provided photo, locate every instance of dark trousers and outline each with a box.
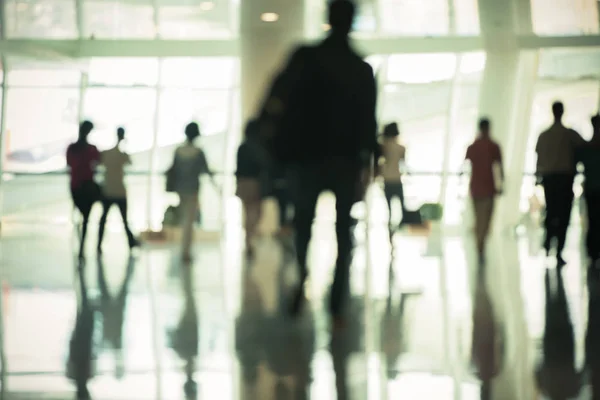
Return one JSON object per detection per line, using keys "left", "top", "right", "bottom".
{"left": 384, "top": 181, "right": 406, "bottom": 226}
{"left": 71, "top": 180, "right": 101, "bottom": 258}
{"left": 98, "top": 197, "right": 135, "bottom": 248}
{"left": 289, "top": 159, "right": 359, "bottom": 316}
{"left": 584, "top": 189, "right": 600, "bottom": 261}
{"left": 542, "top": 174, "right": 575, "bottom": 254}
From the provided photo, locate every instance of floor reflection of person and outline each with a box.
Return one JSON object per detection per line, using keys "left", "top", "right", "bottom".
{"left": 97, "top": 256, "right": 135, "bottom": 379}
{"left": 168, "top": 264, "right": 199, "bottom": 399}
{"left": 97, "top": 127, "right": 140, "bottom": 254}
{"left": 535, "top": 102, "right": 586, "bottom": 266}
{"left": 169, "top": 122, "right": 218, "bottom": 263}
{"left": 67, "top": 121, "right": 101, "bottom": 261}
{"left": 585, "top": 274, "right": 600, "bottom": 399}
{"left": 576, "top": 113, "right": 600, "bottom": 268}
{"left": 463, "top": 118, "right": 504, "bottom": 266}
{"left": 536, "top": 269, "right": 581, "bottom": 399}
{"left": 470, "top": 270, "right": 502, "bottom": 400}
{"left": 66, "top": 264, "right": 97, "bottom": 400}
{"left": 257, "top": 0, "right": 378, "bottom": 326}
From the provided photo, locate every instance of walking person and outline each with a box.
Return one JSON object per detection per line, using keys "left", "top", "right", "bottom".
{"left": 258, "top": 0, "right": 378, "bottom": 326}
{"left": 535, "top": 101, "right": 586, "bottom": 266}
{"left": 380, "top": 122, "right": 407, "bottom": 231}
{"left": 236, "top": 120, "right": 268, "bottom": 258}
{"left": 97, "top": 127, "right": 139, "bottom": 254}
{"left": 67, "top": 121, "right": 101, "bottom": 260}
{"left": 576, "top": 113, "right": 600, "bottom": 268}
{"left": 167, "top": 122, "right": 218, "bottom": 263}
{"left": 464, "top": 118, "right": 504, "bottom": 266}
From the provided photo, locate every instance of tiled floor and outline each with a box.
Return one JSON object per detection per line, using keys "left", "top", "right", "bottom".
{"left": 0, "top": 195, "right": 596, "bottom": 399}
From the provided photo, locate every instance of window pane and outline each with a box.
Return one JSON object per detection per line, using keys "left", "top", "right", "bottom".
{"left": 157, "top": 0, "right": 236, "bottom": 38}
{"left": 454, "top": 0, "right": 480, "bottom": 35}
{"left": 538, "top": 48, "right": 600, "bottom": 80}
{"left": 82, "top": 88, "right": 157, "bottom": 171}
{"left": 160, "top": 58, "right": 238, "bottom": 89}
{"left": 83, "top": 0, "right": 155, "bottom": 38}
{"left": 380, "top": 82, "right": 451, "bottom": 172}
{"left": 378, "top": 0, "right": 449, "bottom": 36}
{"left": 531, "top": 0, "right": 599, "bottom": 35}
{"left": 7, "top": 60, "right": 81, "bottom": 87}
{"left": 5, "top": 88, "right": 79, "bottom": 172}
{"left": 88, "top": 58, "right": 159, "bottom": 86}
{"left": 387, "top": 54, "right": 457, "bottom": 83}
{"left": 5, "top": 0, "right": 77, "bottom": 38}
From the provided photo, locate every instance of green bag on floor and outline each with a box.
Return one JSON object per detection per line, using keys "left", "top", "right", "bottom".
{"left": 420, "top": 203, "right": 443, "bottom": 221}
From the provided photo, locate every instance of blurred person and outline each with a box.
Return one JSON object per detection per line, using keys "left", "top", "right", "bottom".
{"left": 535, "top": 101, "right": 586, "bottom": 266}
{"left": 576, "top": 113, "right": 600, "bottom": 268}
{"left": 257, "top": 0, "right": 378, "bottom": 326}
{"left": 67, "top": 121, "right": 101, "bottom": 261}
{"left": 97, "top": 127, "right": 139, "bottom": 254}
{"left": 236, "top": 120, "right": 268, "bottom": 258}
{"left": 167, "top": 122, "right": 218, "bottom": 262}
{"left": 464, "top": 118, "right": 504, "bottom": 266}
{"left": 380, "top": 122, "right": 407, "bottom": 229}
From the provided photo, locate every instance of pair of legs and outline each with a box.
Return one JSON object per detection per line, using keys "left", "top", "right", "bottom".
{"left": 98, "top": 197, "right": 137, "bottom": 252}
{"left": 472, "top": 197, "right": 495, "bottom": 263}
{"left": 289, "top": 159, "right": 359, "bottom": 318}
{"left": 384, "top": 181, "right": 406, "bottom": 246}
{"left": 584, "top": 188, "right": 600, "bottom": 263}
{"left": 237, "top": 178, "right": 263, "bottom": 256}
{"left": 179, "top": 192, "right": 199, "bottom": 262}
{"left": 72, "top": 182, "right": 99, "bottom": 259}
{"left": 542, "top": 174, "right": 575, "bottom": 262}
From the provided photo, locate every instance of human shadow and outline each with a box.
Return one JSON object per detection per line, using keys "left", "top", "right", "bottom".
{"left": 96, "top": 255, "right": 135, "bottom": 379}
{"left": 66, "top": 263, "right": 97, "bottom": 400}
{"left": 536, "top": 269, "right": 581, "bottom": 399}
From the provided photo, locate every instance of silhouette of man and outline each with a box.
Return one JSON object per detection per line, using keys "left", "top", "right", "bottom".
{"left": 535, "top": 102, "right": 586, "bottom": 266}
{"left": 576, "top": 113, "right": 600, "bottom": 267}
{"left": 464, "top": 118, "right": 503, "bottom": 266}
{"left": 258, "top": 0, "right": 378, "bottom": 324}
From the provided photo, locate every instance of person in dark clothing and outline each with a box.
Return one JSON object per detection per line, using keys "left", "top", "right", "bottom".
{"left": 236, "top": 120, "right": 268, "bottom": 258}
{"left": 576, "top": 113, "right": 600, "bottom": 267}
{"left": 270, "top": 164, "right": 294, "bottom": 236}
{"left": 535, "top": 102, "right": 586, "bottom": 266}
{"left": 67, "top": 121, "right": 101, "bottom": 261}
{"left": 258, "top": 0, "right": 378, "bottom": 325}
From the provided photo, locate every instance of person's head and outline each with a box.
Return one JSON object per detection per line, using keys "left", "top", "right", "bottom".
{"left": 78, "top": 120, "right": 94, "bottom": 142}
{"left": 552, "top": 101, "right": 564, "bottom": 121}
{"left": 184, "top": 122, "right": 200, "bottom": 142}
{"left": 383, "top": 122, "right": 399, "bottom": 139}
{"left": 116, "top": 127, "right": 125, "bottom": 142}
{"left": 479, "top": 118, "right": 491, "bottom": 136}
{"left": 244, "top": 119, "right": 260, "bottom": 140}
{"left": 328, "top": 0, "right": 355, "bottom": 35}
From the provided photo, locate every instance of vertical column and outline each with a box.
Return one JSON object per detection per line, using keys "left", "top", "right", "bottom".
{"left": 0, "top": 0, "right": 7, "bottom": 235}
{"left": 240, "top": 0, "right": 305, "bottom": 123}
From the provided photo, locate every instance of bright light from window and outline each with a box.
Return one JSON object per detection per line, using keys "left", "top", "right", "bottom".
{"left": 261, "top": 12, "right": 279, "bottom": 22}
{"left": 199, "top": 2, "right": 214, "bottom": 11}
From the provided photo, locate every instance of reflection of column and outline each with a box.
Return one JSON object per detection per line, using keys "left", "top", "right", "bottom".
{"left": 240, "top": 0, "right": 305, "bottom": 122}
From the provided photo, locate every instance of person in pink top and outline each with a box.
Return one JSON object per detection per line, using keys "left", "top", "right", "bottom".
{"left": 464, "top": 118, "right": 504, "bottom": 266}
{"left": 66, "top": 120, "right": 101, "bottom": 260}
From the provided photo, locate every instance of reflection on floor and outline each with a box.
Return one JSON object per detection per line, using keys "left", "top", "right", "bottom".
{"left": 0, "top": 211, "right": 596, "bottom": 399}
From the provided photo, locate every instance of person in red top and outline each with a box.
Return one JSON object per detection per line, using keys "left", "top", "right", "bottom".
{"left": 464, "top": 118, "right": 504, "bottom": 265}
{"left": 66, "top": 120, "right": 101, "bottom": 260}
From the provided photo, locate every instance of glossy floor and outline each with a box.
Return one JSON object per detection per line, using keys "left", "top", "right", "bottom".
{"left": 0, "top": 207, "right": 596, "bottom": 399}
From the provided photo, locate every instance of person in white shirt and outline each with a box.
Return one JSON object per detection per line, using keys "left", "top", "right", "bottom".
{"left": 98, "top": 127, "right": 139, "bottom": 253}
{"left": 380, "top": 123, "right": 407, "bottom": 229}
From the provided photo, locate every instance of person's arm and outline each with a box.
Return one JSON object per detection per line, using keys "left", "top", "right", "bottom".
{"left": 460, "top": 146, "right": 472, "bottom": 178}
{"left": 495, "top": 145, "right": 505, "bottom": 194}
{"left": 66, "top": 146, "right": 73, "bottom": 168}
{"left": 359, "top": 63, "right": 378, "bottom": 174}
{"left": 198, "top": 150, "right": 219, "bottom": 191}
